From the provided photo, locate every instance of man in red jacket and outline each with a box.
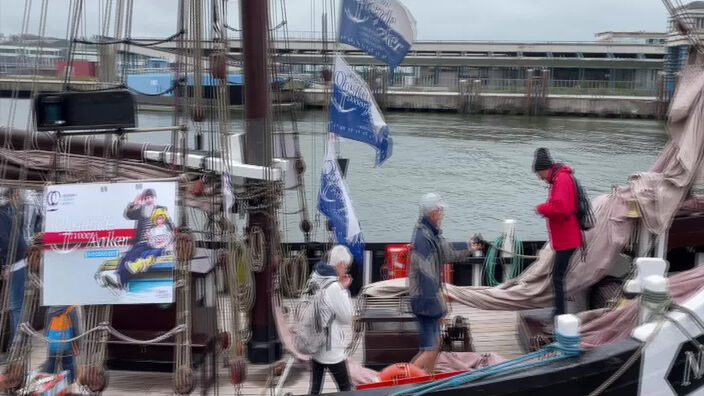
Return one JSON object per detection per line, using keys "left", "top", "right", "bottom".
{"left": 533, "top": 148, "right": 582, "bottom": 316}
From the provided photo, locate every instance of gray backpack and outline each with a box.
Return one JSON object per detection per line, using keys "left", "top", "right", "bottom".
{"left": 294, "top": 278, "right": 336, "bottom": 355}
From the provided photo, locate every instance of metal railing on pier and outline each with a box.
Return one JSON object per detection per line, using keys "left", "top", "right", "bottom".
{"left": 383, "top": 76, "right": 657, "bottom": 97}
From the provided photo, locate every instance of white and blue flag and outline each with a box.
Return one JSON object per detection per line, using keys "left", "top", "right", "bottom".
{"left": 338, "top": 0, "right": 416, "bottom": 69}
{"left": 318, "top": 138, "right": 365, "bottom": 263}
{"left": 330, "top": 55, "right": 392, "bottom": 167}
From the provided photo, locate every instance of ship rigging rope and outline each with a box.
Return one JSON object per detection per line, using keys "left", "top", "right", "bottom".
{"left": 223, "top": 20, "right": 288, "bottom": 32}
{"left": 19, "top": 322, "right": 186, "bottom": 345}
{"left": 73, "top": 29, "right": 185, "bottom": 46}
{"left": 1, "top": 0, "right": 56, "bottom": 380}
{"left": 69, "top": 0, "right": 125, "bottom": 387}
{"left": 485, "top": 240, "right": 540, "bottom": 260}
{"left": 248, "top": 226, "right": 266, "bottom": 272}
{"left": 662, "top": 0, "right": 704, "bottom": 54}
{"left": 68, "top": 74, "right": 187, "bottom": 97}
{"left": 62, "top": 0, "right": 85, "bottom": 88}
{"left": 585, "top": 290, "right": 687, "bottom": 396}
{"left": 0, "top": 0, "right": 47, "bottom": 177}
{"left": 269, "top": 0, "right": 313, "bottom": 244}
{"left": 279, "top": 250, "right": 308, "bottom": 297}
{"left": 206, "top": 0, "right": 253, "bottom": 372}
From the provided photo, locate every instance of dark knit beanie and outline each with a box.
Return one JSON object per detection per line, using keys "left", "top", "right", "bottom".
{"left": 533, "top": 148, "right": 553, "bottom": 172}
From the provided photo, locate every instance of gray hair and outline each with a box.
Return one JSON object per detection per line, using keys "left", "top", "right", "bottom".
{"left": 329, "top": 245, "right": 353, "bottom": 266}
{"left": 419, "top": 192, "right": 446, "bottom": 216}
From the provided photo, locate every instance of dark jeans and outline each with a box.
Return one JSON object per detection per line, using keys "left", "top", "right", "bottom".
{"left": 310, "top": 360, "right": 351, "bottom": 394}
{"left": 9, "top": 266, "right": 27, "bottom": 344}
{"left": 553, "top": 248, "right": 576, "bottom": 317}
{"left": 115, "top": 242, "right": 164, "bottom": 286}
{"left": 416, "top": 315, "right": 440, "bottom": 351}
{"left": 43, "top": 354, "right": 75, "bottom": 383}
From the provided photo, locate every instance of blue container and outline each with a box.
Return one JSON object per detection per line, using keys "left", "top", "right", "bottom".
{"left": 126, "top": 73, "right": 175, "bottom": 96}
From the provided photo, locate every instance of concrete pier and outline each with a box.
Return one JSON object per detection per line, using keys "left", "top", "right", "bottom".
{"left": 1, "top": 78, "right": 659, "bottom": 118}
{"left": 303, "top": 88, "right": 659, "bottom": 118}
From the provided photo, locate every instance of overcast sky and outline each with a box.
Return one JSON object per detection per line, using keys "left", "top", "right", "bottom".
{"left": 0, "top": 0, "right": 669, "bottom": 42}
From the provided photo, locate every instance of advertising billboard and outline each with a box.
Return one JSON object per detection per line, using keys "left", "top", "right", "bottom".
{"left": 42, "top": 181, "right": 178, "bottom": 305}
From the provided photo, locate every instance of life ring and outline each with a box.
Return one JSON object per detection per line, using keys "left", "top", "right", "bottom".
{"left": 378, "top": 363, "right": 426, "bottom": 383}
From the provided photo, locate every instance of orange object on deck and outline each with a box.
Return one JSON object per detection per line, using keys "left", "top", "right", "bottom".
{"left": 357, "top": 370, "right": 467, "bottom": 390}
{"left": 385, "top": 245, "right": 454, "bottom": 285}
{"left": 442, "top": 263, "right": 453, "bottom": 284}
{"left": 442, "top": 263, "right": 454, "bottom": 301}
{"left": 378, "top": 363, "right": 427, "bottom": 383}
{"left": 385, "top": 244, "right": 412, "bottom": 279}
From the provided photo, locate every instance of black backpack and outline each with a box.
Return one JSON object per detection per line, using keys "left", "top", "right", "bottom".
{"left": 574, "top": 178, "right": 594, "bottom": 231}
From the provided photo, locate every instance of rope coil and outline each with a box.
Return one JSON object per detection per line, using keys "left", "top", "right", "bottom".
{"left": 279, "top": 251, "right": 308, "bottom": 297}
{"left": 484, "top": 234, "right": 526, "bottom": 286}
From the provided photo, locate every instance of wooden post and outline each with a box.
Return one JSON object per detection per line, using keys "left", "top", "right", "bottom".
{"left": 240, "top": 0, "right": 282, "bottom": 364}
{"left": 524, "top": 68, "right": 533, "bottom": 115}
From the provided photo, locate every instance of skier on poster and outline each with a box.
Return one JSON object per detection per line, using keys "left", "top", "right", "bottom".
{"left": 97, "top": 189, "right": 174, "bottom": 290}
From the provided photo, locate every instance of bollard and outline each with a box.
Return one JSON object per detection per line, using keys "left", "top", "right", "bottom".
{"left": 472, "top": 263, "right": 483, "bottom": 287}
{"left": 554, "top": 314, "right": 581, "bottom": 356}
{"left": 623, "top": 257, "right": 668, "bottom": 296}
{"left": 624, "top": 279, "right": 640, "bottom": 295}
{"left": 555, "top": 314, "right": 580, "bottom": 338}
{"left": 501, "top": 219, "right": 516, "bottom": 282}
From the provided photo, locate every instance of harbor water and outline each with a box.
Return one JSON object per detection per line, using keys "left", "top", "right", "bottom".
{"left": 1, "top": 99, "right": 668, "bottom": 243}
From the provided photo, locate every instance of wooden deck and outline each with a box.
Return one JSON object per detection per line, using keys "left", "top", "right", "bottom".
{"left": 8, "top": 300, "right": 521, "bottom": 395}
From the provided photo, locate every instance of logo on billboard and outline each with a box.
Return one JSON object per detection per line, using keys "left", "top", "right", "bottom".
{"left": 47, "top": 191, "right": 61, "bottom": 212}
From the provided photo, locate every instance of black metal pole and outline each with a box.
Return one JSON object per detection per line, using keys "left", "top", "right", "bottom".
{"left": 240, "top": 0, "right": 281, "bottom": 364}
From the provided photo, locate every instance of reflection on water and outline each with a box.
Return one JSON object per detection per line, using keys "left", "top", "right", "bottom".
{"left": 289, "top": 111, "right": 667, "bottom": 243}
{"left": 1, "top": 99, "right": 668, "bottom": 242}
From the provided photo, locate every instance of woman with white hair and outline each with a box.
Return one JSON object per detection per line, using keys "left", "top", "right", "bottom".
{"left": 307, "top": 245, "right": 354, "bottom": 394}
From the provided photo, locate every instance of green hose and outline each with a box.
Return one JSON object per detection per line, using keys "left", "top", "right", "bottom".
{"left": 484, "top": 234, "right": 524, "bottom": 286}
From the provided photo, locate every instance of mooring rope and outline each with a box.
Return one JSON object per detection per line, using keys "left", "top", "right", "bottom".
{"left": 586, "top": 289, "right": 673, "bottom": 395}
